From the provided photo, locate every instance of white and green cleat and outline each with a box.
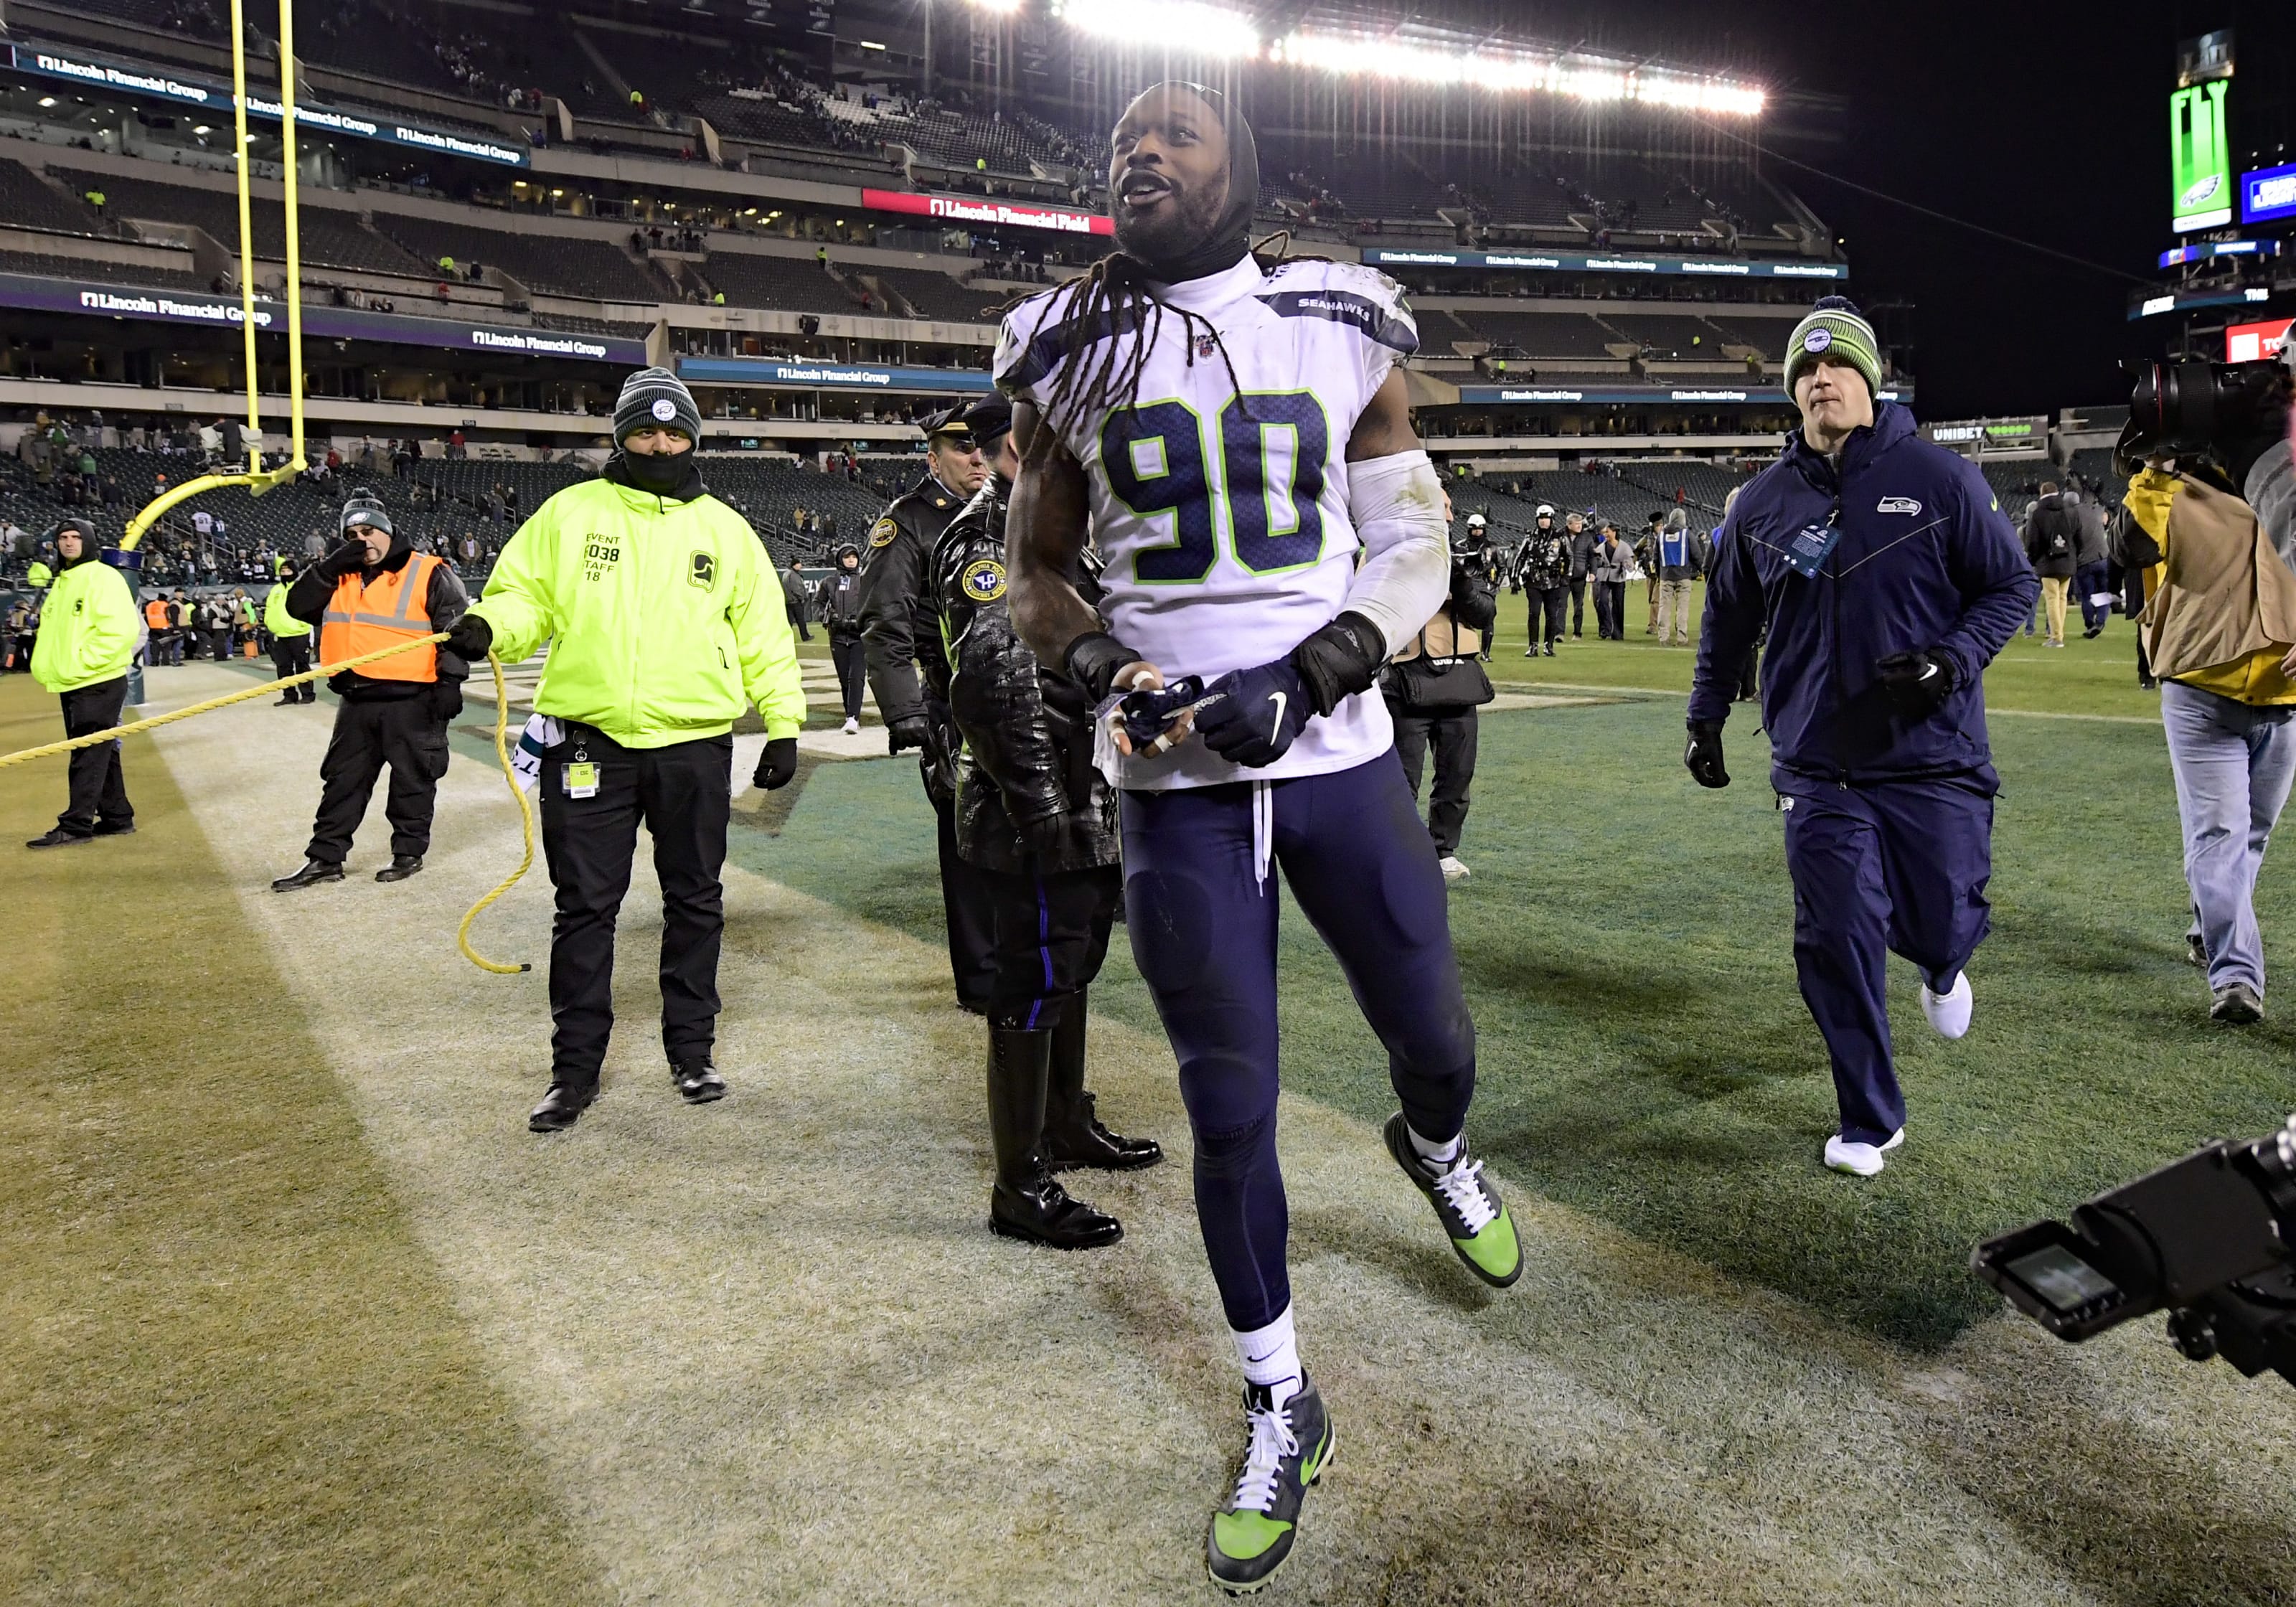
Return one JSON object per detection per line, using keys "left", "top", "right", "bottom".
{"left": 1207, "top": 1375, "right": 1334, "bottom": 1595}
{"left": 1384, "top": 1112, "right": 1523, "bottom": 1288}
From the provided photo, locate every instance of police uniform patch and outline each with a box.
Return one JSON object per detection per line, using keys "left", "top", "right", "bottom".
{"left": 961, "top": 558, "right": 1007, "bottom": 603}
{"left": 690, "top": 550, "right": 716, "bottom": 590}
{"left": 868, "top": 516, "right": 900, "bottom": 550}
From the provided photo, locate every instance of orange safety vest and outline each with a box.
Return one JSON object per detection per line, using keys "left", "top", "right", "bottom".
{"left": 319, "top": 552, "right": 440, "bottom": 682}
{"left": 144, "top": 598, "right": 170, "bottom": 631}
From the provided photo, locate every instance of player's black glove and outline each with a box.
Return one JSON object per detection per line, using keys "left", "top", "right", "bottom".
{"left": 443, "top": 613, "right": 493, "bottom": 661}
{"left": 885, "top": 715, "right": 930, "bottom": 755}
{"left": 1289, "top": 611, "right": 1387, "bottom": 717}
{"left": 1684, "top": 720, "right": 1729, "bottom": 788}
{"left": 1195, "top": 660, "right": 1312, "bottom": 768}
{"left": 1063, "top": 630, "right": 1148, "bottom": 701}
{"left": 1874, "top": 649, "right": 1957, "bottom": 720}
{"left": 319, "top": 537, "right": 371, "bottom": 579}
{"left": 753, "top": 736, "right": 798, "bottom": 791}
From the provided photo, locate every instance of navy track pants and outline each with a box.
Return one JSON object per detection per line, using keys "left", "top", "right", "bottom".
{"left": 1777, "top": 770, "right": 1995, "bottom": 1146}
{"left": 1121, "top": 752, "right": 1477, "bottom": 1332}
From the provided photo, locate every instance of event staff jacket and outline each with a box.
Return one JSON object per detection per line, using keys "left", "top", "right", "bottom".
{"left": 465, "top": 457, "right": 805, "bottom": 748}
{"left": 1689, "top": 401, "right": 2036, "bottom": 784}
{"left": 30, "top": 551, "right": 138, "bottom": 694}
{"left": 287, "top": 544, "right": 469, "bottom": 701}
{"left": 263, "top": 580, "right": 310, "bottom": 640}
{"left": 933, "top": 477, "right": 1119, "bottom": 877}
{"left": 859, "top": 469, "right": 967, "bottom": 802}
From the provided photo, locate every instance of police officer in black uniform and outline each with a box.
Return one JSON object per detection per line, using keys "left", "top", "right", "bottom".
{"left": 857, "top": 402, "right": 997, "bottom": 1012}
{"left": 933, "top": 393, "right": 1160, "bottom": 1248}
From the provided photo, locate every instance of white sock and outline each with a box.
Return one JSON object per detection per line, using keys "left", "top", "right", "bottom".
{"left": 1232, "top": 1306, "right": 1301, "bottom": 1405}
{"left": 1408, "top": 1122, "right": 1464, "bottom": 1169}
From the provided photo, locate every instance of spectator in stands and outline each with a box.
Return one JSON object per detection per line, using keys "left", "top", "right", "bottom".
{"left": 25, "top": 517, "right": 139, "bottom": 850}
{"left": 2023, "top": 481, "right": 2078, "bottom": 648}
{"left": 1688, "top": 296, "right": 2034, "bottom": 1177}
{"left": 443, "top": 368, "right": 806, "bottom": 1133}
{"left": 817, "top": 543, "right": 867, "bottom": 735}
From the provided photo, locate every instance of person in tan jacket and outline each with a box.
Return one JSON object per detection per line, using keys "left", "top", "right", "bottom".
{"left": 2127, "top": 432, "right": 2296, "bottom": 1023}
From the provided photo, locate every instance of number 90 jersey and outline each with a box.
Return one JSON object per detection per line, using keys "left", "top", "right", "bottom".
{"left": 995, "top": 255, "right": 1418, "bottom": 791}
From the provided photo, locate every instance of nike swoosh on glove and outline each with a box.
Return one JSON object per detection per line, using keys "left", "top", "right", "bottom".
{"left": 1194, "top": 661, "right": 1312, "bottom": 768}
{"left": 1873, "top": 650, "right": 1957, "bottom": 720}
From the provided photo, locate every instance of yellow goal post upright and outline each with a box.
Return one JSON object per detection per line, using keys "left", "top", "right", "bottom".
{"left": 120, "top": 0, "right": 307, "bottom": 551}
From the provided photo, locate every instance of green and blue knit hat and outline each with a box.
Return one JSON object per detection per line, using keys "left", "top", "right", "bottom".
{"left": 1784, "top": 295, "right": 1883, "bottom": 397}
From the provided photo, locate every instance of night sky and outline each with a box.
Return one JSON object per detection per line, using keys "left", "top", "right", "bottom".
{"left": 1523, "top": 0, "right": 2296, "bottom": 420}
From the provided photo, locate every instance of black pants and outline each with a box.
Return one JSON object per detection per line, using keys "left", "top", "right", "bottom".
{"left": 57, "top": 676, "right": 131, "bottom": 835}
{"left": 540, "top": 729, "right": 732, "bottom": 1085}
{"left": 1594, "top": 580, "right": 1627, "bottom": 639}
{"left": 306, "top": 694, "right": 449, "bottom": 864}
{"left": 1535, "top": 585, "right": 1567, "bottom": 646}
{"left": 1568, "top": 578, "right": 1587, "bottom": 636}
{"left": 270, "top": 636, "right": 315, "bottom": 702}
{"left": 207, "top": 628, "right": 230, "bottom": 660}
{"left": 980, "top": 860, "right": 1120, "bottom": 1030}
{"left": 933, "top": 788, "right": 999, "bottom": 1012}
{"left": 1388, "top": 702, "right": 1478, "bottom": 856}
{"left": 787, "top": 604, "right": 811, "bottom": 641}
{"left": 829, "top": 631, "right": 867, "bottom": 720}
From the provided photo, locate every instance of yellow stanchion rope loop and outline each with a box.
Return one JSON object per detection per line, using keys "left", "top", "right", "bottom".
{"left": 0, "top": 631, "right": 536, "bottom": 975}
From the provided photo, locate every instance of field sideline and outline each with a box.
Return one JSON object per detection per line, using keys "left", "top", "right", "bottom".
{"left": 5, "top": 607, "right": 2295, "bottom": 1606}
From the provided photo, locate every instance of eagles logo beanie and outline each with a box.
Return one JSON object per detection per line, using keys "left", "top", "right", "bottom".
{"left": 613, "top": 366, "right": 702, "bottom": 446}
{"left": 1783, "top": 296, "right": 1883, "bottom": 398}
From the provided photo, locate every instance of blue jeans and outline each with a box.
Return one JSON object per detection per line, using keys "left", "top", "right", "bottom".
{"left": 2160, "top": 679, "right": 2296, "bottom": 995}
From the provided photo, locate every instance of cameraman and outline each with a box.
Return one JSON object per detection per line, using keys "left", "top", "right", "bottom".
{"left": 2122, "top": 364, "right": 2296, "bottom": 1025}
{"left": 1385, "top": 491, "right": 1497, "bottom": 881}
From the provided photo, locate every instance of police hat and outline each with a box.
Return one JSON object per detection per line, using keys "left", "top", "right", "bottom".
{"left": 921, "top": 402, "right": 976, "bottom": 440}
{"left": 963, "top": 392, "right": 1013, "bottom": 446}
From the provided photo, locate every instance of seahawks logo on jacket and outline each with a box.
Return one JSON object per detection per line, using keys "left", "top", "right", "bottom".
{"left": 690, "top": 550, "right": 716, "bottom": 590}
{"left": 868, "top": 516, "right": 900, "bottom": 550}
{"left": 961, "top": 558, "right": 1006, "bottom": 603}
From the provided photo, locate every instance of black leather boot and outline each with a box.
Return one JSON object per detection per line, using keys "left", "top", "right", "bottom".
{"left": 987, "top": 1025, "right": 1121, "bottom": 1249}
{"left": 375, "top": 854, "right": 423, "bottom": 882}
{"left": 1041, "top": 996, "right": 1162, "bottom": 1172}
{"left": 529, "top": 1081, "right": 595, "bottom": 1132}
{"left": 271, "top": 857, "right": 344, "bottom": 892}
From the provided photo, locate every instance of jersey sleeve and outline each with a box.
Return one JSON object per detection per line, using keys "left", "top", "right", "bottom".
{"left": 1264, "top": 260, "right": 1419, "bottom": 394}
{"left": 992, "top": 286, "right": 1078, "bottom": 413}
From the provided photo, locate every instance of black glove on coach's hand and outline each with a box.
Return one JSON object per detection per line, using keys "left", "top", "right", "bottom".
{"left": 443, "top": 613, "right": 493, "bottom": 660}
{"left": 885, "top": 715, "right": 930, "bottom": 755}
{"left": 754, "top": 737, "right": 798, "bottom": 791}
{"left": 1874, "top": 650, "right": 1957, "bottom": 720}
{"left": 1684, "top": 720, "right": 1729, "bottom": 788}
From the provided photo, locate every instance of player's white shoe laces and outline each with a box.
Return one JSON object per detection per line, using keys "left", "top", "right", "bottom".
{"left": 1431, "top": 1154, "right": 1499, "bottom": 1235}
{"left": 1232, "top": 1398, "right": 1299, "bottom": 1514}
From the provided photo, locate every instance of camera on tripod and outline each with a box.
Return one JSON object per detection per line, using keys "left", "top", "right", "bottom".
{"left": 1972, "top": 1116, "right": 2296, "bottom": 1387}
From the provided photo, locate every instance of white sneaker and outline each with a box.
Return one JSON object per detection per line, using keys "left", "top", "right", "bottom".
{"left": 841, "top": 717, "right": 860, "bottom": 736}
{"left": 1439, "top": 856, "right": 1470, "bottom": 881}
{"left": 1823, "top": 1128, "right": 1905, "bottom": 1177}
{"left": 1919, "top": 972, "right": 1972, "bottom": 1039}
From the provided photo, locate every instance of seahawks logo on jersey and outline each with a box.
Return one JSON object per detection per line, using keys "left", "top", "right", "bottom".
{"left": 868, "top": 516, "right": 900, "bottom": 550}
{"left": 961, "top": 558, "right": 1006, "bottom": 603}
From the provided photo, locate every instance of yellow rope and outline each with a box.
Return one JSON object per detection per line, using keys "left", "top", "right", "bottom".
{"left": 2, "top": 630, "right": 537, "bottom": 976}
{"left": 456, "top": 649, "right": 535, "bottom": 975}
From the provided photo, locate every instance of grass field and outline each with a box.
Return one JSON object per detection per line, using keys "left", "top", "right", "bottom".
{"left": 5, "top": 598, "right": 2295, "bottom": 1606}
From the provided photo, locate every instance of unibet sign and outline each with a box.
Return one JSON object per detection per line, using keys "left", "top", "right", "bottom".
{"left": 2171, "top": 80, "right": 2234, "bottom": 232}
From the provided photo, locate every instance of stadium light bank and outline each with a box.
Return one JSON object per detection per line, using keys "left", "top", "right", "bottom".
{"left": 1027, "top": 0, "right": 1766, "bottom": 113}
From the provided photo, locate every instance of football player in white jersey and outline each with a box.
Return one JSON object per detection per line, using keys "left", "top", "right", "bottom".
{"left": 998, "top": 82, "right": 1522, "bottom": 1594}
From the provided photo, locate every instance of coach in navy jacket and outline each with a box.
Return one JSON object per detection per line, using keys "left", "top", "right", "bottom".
{"left": 1687, "top": 297, "right": 2037, "bottom": 1179}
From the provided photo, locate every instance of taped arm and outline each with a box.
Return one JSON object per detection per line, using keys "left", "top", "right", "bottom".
{"left": 465, "top": 512, "right": 553, "bottom": 663}
{"left": 1337, "top": 370, "right": 1449, "bottom": 659}
{"left": 731, "top": 535, "right": 806, "bottom": 739}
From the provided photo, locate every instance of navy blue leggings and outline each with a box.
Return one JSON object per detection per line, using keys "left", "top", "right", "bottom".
{"left": 1121, "top": 753, "right": 1477, "bottom": 1332}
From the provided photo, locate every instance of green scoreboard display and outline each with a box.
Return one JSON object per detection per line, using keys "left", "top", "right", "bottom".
{"left": 2172, "top": 79, "right": 2234, "bottom": 232}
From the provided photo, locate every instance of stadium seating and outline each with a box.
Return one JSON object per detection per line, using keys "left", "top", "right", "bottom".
{"left": 865, "top": 267, "right": 999, "bottom": 325}
{"left": 1597, "top": 313, "right": 1731, "bottom": 361}
{"left": 695, "top": 253, "right": 857, "bottom": 313}
{"left": 68, "top": 0, "right": 224, "bottom": 39}
{"left": 1702, "top": 317, "right": 1793, "bottom": 360}
{"left": 0, "top": 160, "right": 108, "bottom": 237}
{"left": 1447, "top": 309, "right": 1624, "bottom": 359}
{"left": 47, "top": 166, "right": 426, "bottom": 278}
{"left": 0, "top": 249, "right": 202, "bottom": 291}
{"left": 372, "top": 215, "right": 671, "bottom": 303}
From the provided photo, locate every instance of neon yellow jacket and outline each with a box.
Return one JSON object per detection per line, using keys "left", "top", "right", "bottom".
{"left": 263, "top": 581, "right": 309, "bottom": 638}
{"left": 32, "top": 558, "right": 140, "bottom": 694}
{"left": 469, "top": 476, "right": 806, "bottom": 746}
